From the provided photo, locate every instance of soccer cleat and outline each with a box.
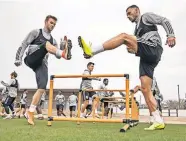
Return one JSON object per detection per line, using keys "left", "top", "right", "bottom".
{"left": 62, "top": 36, "right": 72, "bottom": 60}
{"left": 37, "top": 116, "right": 44, "bottom": 120}
{"left": 78, "top": 36, "right": 93, "bottom": 59}
{"left": 27, "top": 111, "right": 35, "bottom": 125}
{"left": 3, "top": 115, "right": 12, "bottom": 119}
{"left": 144, "top": 123, "right": 165, "bottom": 130}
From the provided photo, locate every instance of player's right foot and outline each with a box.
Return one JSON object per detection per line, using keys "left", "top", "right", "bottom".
{"left": 63, "top": 36, "right": 72, "bottom": 60}
{"left": 27, "top": 111, "right": 34, "bottom": 125}
{"left": 144, "top": 123, "right": 165, "bottom": 130}
{"left": 78, "top": 36, "right": 93, "bottom": 59}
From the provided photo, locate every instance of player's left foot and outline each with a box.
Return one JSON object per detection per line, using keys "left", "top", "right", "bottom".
{"left": 144, "top": 123, "right": 165, "bottom": 130}
{"left": 63, "top": 36, "right": 72, "bottom": 60}
{"left": 78, "top": 36, "right": 93, "bottom": 59}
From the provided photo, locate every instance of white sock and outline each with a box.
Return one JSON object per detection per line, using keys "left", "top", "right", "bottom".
{"left": 152, "top": 110, "right": 163, "bottom": 124}
{"left": 92, "top": 44, "right": 104, "bottom": 55}
{"left": 38, "top": 114, "right": 43, "bottom": 117}
{"left": 150, "top": 116, "right": 154, "bottom": 123}
{"left": 95, "top": 109, "right": 98, "bottom": 114}
{"left": 29, "top": 105, "right": 36, "bottom": 112}
{"left": 55, "top": 49, "right": 63, "bottom": 59}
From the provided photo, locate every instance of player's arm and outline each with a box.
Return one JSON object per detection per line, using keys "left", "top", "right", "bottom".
{"left": 83, "top": 70, "right": 101, "bottom": 81}
{"left": 55, "top": 95, "right": 58, "bottom": 101}
{"left": 160, "top": 94, "right": 164, "bottom": 102}
{"left": 130, "top": 85, "right": 141, "bottom": 93}
{"left": 142, "top": 12, "right": 176, "bottom": 47}
{"left": 1, "top": 79, "right": 15, "bottom": 87}
{"left": 15, "top": 29, "right": 39, "bottom": 66}
{"left": 1, "top": 87, "right": 7, "bottom": 95}
{"left": 63, "top": 95, "right": 65, "bottom": 101}
{"left": 142, "top": 12, "right": 175, "bottom": 38}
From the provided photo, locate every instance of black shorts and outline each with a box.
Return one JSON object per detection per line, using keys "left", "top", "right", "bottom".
{"left": 104, "top": 102, "right": 108, "bottom": 108}
{"left": 21, "top": 104, "right": 26, "bottom": 108}
{"left": 69, "top": 106, "right": 76, "bottom": 111}
{"left": 56, "top": 104, "right": 64, "bottom": 111}
{"left": 4, "top": 96, "right": 15, "bottom": 106}
{"left": 24, "top": 45, "right": 48, "bottom": 89}
{"left": 24, "top": 43, "right": 48, "bottom": 71}
{"left": 82, "top": 91, "right": 94, "bottom": 101}
{"left": 86, "top": 105, "right": 92, "bottom": 112}
{"left": 136, "top": 42, "right": 163, "bottom": 79}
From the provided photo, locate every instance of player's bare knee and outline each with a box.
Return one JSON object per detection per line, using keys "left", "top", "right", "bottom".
{"left": 37, "top": 89, "right": 45, "bottom": 95}
{"left": 119, "top": 33, "right": 128, "bottom": 39}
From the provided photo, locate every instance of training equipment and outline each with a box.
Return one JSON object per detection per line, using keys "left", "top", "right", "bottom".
{"left": 47, "top": 74, "right": 139, "bottom": 133}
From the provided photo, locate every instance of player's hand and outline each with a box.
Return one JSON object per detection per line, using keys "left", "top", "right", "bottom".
{"left": 165, "top": 37, "right": 176, "bottom": 48}
{"left": 1, "top": 81, "right": 5, "bottom": 85}
{"left": 14, "top": 60, "right": 22, "bottom": 67}
{"left": 126, "top": 47, "right": 135, "bottom": 54}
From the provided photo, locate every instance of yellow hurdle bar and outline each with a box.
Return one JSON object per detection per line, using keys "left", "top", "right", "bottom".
{"left": 52, "top": 74, "right": 125, "bottom": 78}
{"left": 52, "top": 117, "right": 124, "bottom": 123}
{"left": 48, "top": 74, "right": 130, "bottom": 126}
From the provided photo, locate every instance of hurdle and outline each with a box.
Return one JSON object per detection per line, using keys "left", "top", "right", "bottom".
{"left": 47, "top": 74, "right": 139, "bottom": 133}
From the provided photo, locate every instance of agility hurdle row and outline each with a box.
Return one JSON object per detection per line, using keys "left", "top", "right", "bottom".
{"left": 47, "top": 74, "right": 139, "bottom": 133}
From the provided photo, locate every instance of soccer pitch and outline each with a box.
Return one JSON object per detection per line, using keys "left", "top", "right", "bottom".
{"left": 0, "top": 119, "right": 186, "bottom": 141}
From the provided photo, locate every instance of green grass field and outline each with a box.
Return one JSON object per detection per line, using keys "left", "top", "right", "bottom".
{"left": 0, "top": 118, "right": 186, "bottom": 141}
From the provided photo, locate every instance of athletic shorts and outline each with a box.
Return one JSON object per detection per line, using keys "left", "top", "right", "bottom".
{"left": 69, "top": 106, "right": 76, "bottom": 111}
{"left": 136, "top": 42, "right": 163, "bottom": 79}
{"left": 56, "top": 104, "right": 64, "bottom": 111}
{"left": 21, "top": 104, "right": 26, "bottom": 108}
{"left": 24, "top": 43, "right": 48, "bottom": 71}
{"left": 4, "top": 96, "right": 15, "bottom": 106}
{"left": 24, "top": 44, "right": 48, "bottom": 89}
{"left": 82, "top": 91, "right": 95, "bottom": 101}
{"left": 86, "top": 105, "right": 92, "bottom": 112}
{"left": 104, "top": 102, "right": 108, "bottom": 108}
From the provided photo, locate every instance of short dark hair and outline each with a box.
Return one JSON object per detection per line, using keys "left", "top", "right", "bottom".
{"left": 126, "top": 5, "right": 139, "bottom": 12}
{"left": 45, "top": 15, "right": 58, "bottom": 22}
{"left": 103, "top": 78, "right": 108, "bottom": 82}
{"left": 11, "top": 71, "right": 18, "bottom": 78}
{"left": 24, "top": 89, "right": 27, "bottom": 92}
{"left": 87, "top": 62, "right": 94, "bottom": 67}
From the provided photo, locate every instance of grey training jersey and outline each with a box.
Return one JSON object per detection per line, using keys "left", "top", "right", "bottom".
{"left": 55, "top": 94, "right": 65, "bottom": 105}
{"left": 1, "top": 79, "right": 19, "bottom": 97}
{"left": 81, "top": 70, "right": 92, "bottom": 89}
{"left": 97, "top": 83, "right": 108, "bottom": 97}
{"left": 20, "top": 92, "right": 27, "bottom": 104}
{"left": 135, "top": 12, "right": 175, "bottom": 47}
{"left": 68, "top": 95, "right": 78, "bottom": 106}
{"left": 15, "top": 28, "right": 59, "bottom": 67}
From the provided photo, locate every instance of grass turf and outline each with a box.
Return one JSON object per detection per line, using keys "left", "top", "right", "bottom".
{"left": 0, "top": 118, "right": 186, "bottom": 141}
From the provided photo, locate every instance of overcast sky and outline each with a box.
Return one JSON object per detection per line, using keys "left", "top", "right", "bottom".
{"left": 0, "top": 0, "right": 186, "bottom": 103}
